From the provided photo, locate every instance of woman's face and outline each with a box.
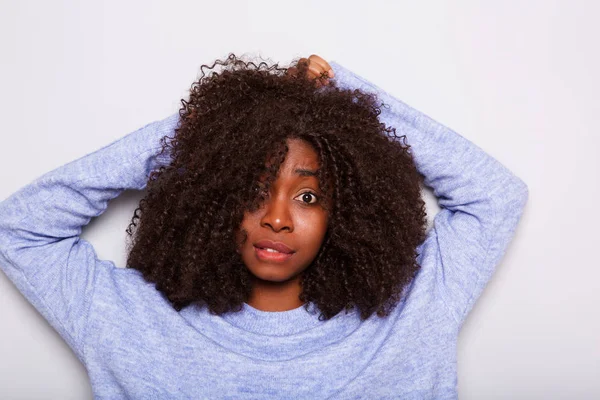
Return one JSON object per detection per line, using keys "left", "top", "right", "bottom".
{"left": 237, "top": 138, "right": 329, "bottom": 285}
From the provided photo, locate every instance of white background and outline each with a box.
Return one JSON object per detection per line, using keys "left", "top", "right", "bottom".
{"left": 0, "top": 0, "right": 598, "bottom": 399}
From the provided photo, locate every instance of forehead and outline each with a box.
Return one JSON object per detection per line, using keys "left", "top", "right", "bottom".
{"left": 279, "top": 138, "right": 319, "bottom": 171}
{"left": 259, "top": 138, "right": 320, "bottom": 184}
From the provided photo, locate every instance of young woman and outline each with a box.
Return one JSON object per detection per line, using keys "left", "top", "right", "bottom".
{"left": 0, "top": 53, "right": 528, "bottom": 399}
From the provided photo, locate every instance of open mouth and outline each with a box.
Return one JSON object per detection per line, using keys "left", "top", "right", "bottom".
{"left": 253, "top": 246, "right": 295, "bottom": 262}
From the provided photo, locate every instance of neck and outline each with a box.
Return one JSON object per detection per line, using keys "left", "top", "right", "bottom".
{"left": 246, "top": 275, "right": 305, "bottom": 312}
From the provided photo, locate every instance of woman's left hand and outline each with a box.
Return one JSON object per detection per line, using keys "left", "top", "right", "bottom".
{"left": 287, "top": 54, "right": 335, "bottom": 88}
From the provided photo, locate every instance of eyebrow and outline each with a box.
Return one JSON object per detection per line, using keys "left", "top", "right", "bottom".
{"left": 294, "top": 168, "right": 318, "bottom": 177}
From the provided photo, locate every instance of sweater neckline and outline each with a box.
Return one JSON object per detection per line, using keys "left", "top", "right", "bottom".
{"left": 221, "top": 301, "right": 326, "bottom": 336}
{"left": 180, "top": 301, "right": 364, "bottom": 361}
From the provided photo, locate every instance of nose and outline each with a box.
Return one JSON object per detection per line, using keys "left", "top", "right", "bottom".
{"left": 259, "top": 194, "right": 293, "bottom": 233}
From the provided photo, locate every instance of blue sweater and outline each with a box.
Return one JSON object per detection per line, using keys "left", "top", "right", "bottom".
{"left": 0, "top": 61, "right": 528, "bottom": 399}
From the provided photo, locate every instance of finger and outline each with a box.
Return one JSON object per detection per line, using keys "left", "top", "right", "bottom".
{"left": 297, "top": 56, "right": 330, "bottom": 78}
{"left": 286, "top": 66, "right": 298, "bottom": 76}
{"left": 297, "top": 57, "right": 309, "bottom": 68}
{"left": 307, "top": 64, "right": 326, "bottom": 79}
{"left": 308, "top": 54, "right": 334, "bottom": 78}
{"left": 295, "top": 57, "right": 318, "bottom": 77}
{"left": 292, "top": 57, "right": 331, "bottom": 86}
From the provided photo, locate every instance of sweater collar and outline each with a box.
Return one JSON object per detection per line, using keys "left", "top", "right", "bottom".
{"left": 180, "top": 301, "right": 364, "bottom": 361}
{"left": 222, "top": 301, "right": 325, "bottom": 335}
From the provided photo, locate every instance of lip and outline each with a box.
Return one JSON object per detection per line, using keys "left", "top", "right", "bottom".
{"left": 254, "top": 246, "right": 295, "bottom": 263}
{"left": 254, "top": 240, "right": 295, "bottom": 254}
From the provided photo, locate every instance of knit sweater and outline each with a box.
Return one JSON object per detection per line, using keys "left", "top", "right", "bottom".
{"left": 0, "top": 61, "right": 528, "bottom": 399}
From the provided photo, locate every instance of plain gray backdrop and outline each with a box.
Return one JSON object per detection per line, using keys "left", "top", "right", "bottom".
{"left": 0, "top": 0, "right": 597, "bottom": 399}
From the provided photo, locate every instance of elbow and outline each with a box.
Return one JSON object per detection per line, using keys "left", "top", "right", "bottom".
{"left": 501, "top": 177, "right": 529, "bottom": 216}
{"left": 490, "top": 175, "right": 529, "bottom": 214}
{"left": 515, "top": 178, "right": 529, "bottom": 206}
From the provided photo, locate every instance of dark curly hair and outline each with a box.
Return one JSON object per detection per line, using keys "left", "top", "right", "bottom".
{"left": 125, "top": 52, "right": 428, "bottom": 321}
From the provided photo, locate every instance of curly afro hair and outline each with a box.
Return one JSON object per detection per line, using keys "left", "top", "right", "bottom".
{"left": 125, "top": 53, "right": 428, "bottom": 321}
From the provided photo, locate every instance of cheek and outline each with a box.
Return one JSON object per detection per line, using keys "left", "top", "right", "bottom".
{"left": 296, "top": 213, "right": 328, "bottom": 243}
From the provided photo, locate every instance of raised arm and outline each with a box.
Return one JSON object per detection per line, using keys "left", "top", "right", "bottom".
{"left": 328, "top": 61, "right": 529, "bottom": 325}
{"left": 0, "top": 113, "right": 179, "bottom": 360}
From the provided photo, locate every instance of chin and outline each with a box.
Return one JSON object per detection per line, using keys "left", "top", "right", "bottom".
{"left": 249, "top": 269, "right": 291, "bottom": 283}
{"left": 246, "top": 265, "right": 302, "bottom": 284}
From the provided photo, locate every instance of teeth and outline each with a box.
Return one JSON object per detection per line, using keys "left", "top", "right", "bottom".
{"left": 264, "top": 248, "right": 280, "bottom": 253}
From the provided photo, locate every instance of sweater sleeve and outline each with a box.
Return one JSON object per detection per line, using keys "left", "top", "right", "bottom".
{"left": 328, "top": 61, "right": 529, "bottom": 325}
{"left": 0, "top": 112, "right": 179, "bottom": 361}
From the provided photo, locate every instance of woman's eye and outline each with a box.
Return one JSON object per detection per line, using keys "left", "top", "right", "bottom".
{"left": 295, "top": 191, "right": 319, "bottom": 205}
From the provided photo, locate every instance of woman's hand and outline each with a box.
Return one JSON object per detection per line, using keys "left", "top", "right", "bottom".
{"left": 287, "top": 54, "right": 335, "bottom": 88}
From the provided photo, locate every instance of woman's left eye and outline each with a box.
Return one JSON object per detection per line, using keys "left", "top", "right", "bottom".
{"left": 295, "top": 191, "right": 319, "bottom": 205}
